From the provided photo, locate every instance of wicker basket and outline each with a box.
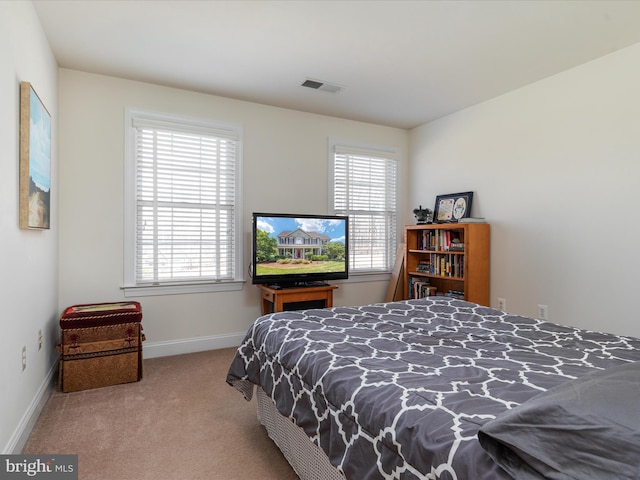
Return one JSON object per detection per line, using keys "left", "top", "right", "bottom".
{"left": 57, "top": 302, "right": 144, "bottom": 392}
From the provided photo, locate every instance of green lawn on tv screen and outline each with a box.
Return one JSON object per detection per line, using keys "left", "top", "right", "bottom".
{"left": 256, "top": 261, "right": 345, "bottom": 275}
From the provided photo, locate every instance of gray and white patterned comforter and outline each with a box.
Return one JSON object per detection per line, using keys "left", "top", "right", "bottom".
{"left": 226, "top": 298, "right": 640, "bottom": 479}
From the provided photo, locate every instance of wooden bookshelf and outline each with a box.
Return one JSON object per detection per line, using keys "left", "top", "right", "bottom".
{"left": 404, "top": 223, "right": 490, "bottom": 306}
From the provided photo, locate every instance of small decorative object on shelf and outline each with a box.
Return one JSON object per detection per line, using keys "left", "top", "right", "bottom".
{"left": 413, "top": 205, "right": 433, "bottom": 224}
{"left": 450, "top": 241, "right": 465, "bottom": 251}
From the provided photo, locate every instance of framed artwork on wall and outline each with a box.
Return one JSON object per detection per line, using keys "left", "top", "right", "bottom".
{"left": 19, "top": 81, "right": 51, "bottom": 229}
{"left": 433, "top": 191, "right": 473, "bottom": 223}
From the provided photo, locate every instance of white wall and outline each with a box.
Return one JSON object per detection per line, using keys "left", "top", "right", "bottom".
{"left": 58, "top": 69, "right": 410, "bottom": 355}
{"left": 410, "top": 42, "right": 640, "bottom": 338}
{"left": 0, "top": 2, "right": 59, "bottom": 453}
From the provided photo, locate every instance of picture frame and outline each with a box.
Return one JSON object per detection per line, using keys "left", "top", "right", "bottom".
{"left": 19, "top": 81, "right": 51, "bottom": 229}
{"left": 433, "top": 191, "right": 473, "bottom": 223}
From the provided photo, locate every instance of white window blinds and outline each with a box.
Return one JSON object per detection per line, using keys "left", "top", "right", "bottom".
{"left": 124, "top": 109, "right": 242, "bottom": 292}
{"left": 331, "top": 142, "right": 398, "bottom": 273}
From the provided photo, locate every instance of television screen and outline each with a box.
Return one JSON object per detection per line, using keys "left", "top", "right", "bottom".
{"left": 252, "top": 212, "right": 349, "bottom": 287}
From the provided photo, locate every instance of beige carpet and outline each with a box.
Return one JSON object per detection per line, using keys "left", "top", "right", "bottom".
{"left": 23, "top": 348, "right": 299, "bottom": 480}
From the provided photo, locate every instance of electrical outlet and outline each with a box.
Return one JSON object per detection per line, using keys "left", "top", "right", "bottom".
{"left": 497, "top": 297, "right": 506, "bottom": 311}
{"left": 538, "top": 304, "right": 549, "bottom": 320}
{"left": 21, "top": 345, "right": 27, "bottom": 371}
{"left": 38, "top": 330, "right": 43, "bottom": 350}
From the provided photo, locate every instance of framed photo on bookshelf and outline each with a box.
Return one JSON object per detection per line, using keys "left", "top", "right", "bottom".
{"left": 434, "top": 192, "right": 473, "bottom": 223}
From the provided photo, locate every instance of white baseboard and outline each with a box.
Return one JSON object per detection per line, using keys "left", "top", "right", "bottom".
{"left": 142, "top": 332, "right": 246, "bottom": 359}
{"left": 6, "top": 361, "right": 58, "bottom": 454}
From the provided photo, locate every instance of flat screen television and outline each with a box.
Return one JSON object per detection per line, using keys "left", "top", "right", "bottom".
{"left": 251, "top": 212, "right": 349, "bottom": 287}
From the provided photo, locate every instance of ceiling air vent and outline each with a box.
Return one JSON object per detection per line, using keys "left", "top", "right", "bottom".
{"left": 301, "top": 78, "right": 343, "bottom": 94}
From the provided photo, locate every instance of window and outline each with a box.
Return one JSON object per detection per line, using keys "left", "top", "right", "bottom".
{"left": 329, "top": 139, "right": 399, "bottom": 275}
{"left": 124, "top": 108, "right": 243, "bottom": 296}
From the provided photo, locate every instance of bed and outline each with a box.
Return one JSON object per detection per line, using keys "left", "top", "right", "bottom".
{"left": 226, "top": 297, "right": 640, "bottom": 479}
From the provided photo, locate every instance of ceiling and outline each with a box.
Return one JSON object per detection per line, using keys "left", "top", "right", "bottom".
{"left": 32, "top": 0, "right": 640, "bottom": 130}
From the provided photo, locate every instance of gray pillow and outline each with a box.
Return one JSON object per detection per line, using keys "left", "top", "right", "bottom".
{"left": 478, "top": 361, "right": 640, "bottom": 479}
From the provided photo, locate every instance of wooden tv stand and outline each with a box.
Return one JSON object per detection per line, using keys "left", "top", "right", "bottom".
{"left": 258, "top": 284, "right": 338, "bottom": 315}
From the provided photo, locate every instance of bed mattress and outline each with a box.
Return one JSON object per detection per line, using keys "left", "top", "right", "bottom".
{"left": 227, "top": 298, "right": 640, "bottom": 479}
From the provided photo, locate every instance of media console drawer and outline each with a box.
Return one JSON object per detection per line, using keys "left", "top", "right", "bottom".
{"left": 261, "top": 290, "right": 275, "bottom": 303}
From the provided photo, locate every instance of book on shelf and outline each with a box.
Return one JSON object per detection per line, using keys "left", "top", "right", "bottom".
{"left": 445, "top": 289, "right": 465, "bottom": 299}
{"left": 423, "top": 253, "right": 463, "bottom": 278}
{"left": 416, "top": 260, "right": 430, "bottom": 272}
{"left": 417, "top": 229, "right": 464, "bottom": 252}
{"left": 457, "top": 217, "right": 486, "bottom": 224}
{"left": 408, "top": 277, "right": 437, "bottom": 299}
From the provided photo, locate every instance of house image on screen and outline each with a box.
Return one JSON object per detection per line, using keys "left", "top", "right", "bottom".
{"left": 277, "top": 228, "right": 330, "bottom": 259}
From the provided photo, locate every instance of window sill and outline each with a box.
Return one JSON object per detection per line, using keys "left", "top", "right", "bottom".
{"left": 122, "top": 273, "right": 387, "bottom": 297}
{"left": 122, "top": 280, "right": 245, "bottom": 297}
